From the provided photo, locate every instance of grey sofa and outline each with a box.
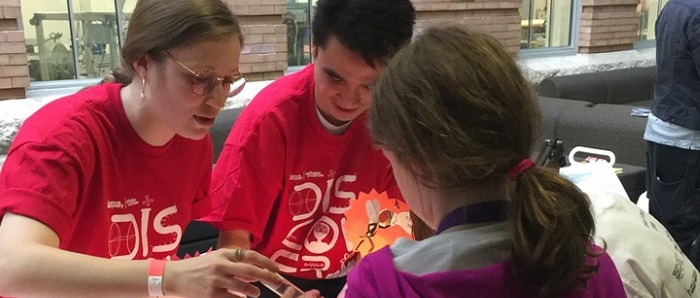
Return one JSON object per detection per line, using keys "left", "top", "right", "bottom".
{"left": 535, "top": 66, "right": 656, "bottom": 203}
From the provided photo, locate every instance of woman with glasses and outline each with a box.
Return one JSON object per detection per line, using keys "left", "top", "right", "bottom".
{"left": 0, "top": 0, "right": 308, "bottom": 297}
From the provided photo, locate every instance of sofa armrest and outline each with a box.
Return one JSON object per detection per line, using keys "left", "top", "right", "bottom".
{"left": 538, "top": 73, "right": 609, "bottom": 105}
{"left": 537, "top": 67, "right": 656, "bottom": 106}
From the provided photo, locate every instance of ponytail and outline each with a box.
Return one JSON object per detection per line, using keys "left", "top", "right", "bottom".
{"left": 510, "top": 166, "right": 600, "bottom": 297}
{"left": 99, "top": 67, "right": 133, "bottom": 86}
{"left": 76, "top": 67, "right": 133, "bottom": 92}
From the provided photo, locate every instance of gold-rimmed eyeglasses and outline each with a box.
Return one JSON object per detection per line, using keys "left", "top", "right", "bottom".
{"left": 163, "top": 51, "right": 247, "bottom": 97}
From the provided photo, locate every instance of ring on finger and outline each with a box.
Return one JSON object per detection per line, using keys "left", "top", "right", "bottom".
{"left": 233, "top": 248, "right": 245, "bottom": 263}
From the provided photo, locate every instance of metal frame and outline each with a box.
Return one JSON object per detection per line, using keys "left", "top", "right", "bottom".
{"left": 66, "top": 0, "right": 80, "bottom": 79}
{"left": 519, "top": 0, "right": 581, "bottom": 59}
{"left": 26, "top": 78, "right": 100, "bottom": 98}
{"left": 114, "top": 0, "right": 125, "bottom": 49}
{"left": 634, "top": 0, "right": 669, "bottom": 49}
{"left": 28, "top": 0, "right": 125, "bottom": 91}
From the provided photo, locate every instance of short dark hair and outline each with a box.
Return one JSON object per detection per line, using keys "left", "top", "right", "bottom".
{"left": 311, "top": 0, "right": 415, "bottom": 67}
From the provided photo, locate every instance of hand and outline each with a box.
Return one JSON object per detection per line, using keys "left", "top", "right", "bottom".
{"left": 164, "top": 248, "right": 283, "bottom": 298}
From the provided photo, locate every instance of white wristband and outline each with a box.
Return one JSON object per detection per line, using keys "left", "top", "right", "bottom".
{"left": 148, "top": 260, "right": 166, "bottom": 297}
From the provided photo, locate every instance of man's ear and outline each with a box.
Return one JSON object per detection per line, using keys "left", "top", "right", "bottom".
{"left": 131, "top": 54, "right": 151, "bottom": 80}
{"left": 311, "top": 40, "right": 318, "bottom": 60}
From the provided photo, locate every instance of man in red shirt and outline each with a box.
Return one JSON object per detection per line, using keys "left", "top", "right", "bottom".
{"left": 203, "top": 0, "right": 416, "bottom": 296}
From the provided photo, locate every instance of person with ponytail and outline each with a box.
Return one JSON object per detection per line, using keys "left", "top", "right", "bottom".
{"left": 0, "top": 1, "right": 315, "bottom": 297}
{"left": 341, "top": 26, "right": 626, "bottom": 297}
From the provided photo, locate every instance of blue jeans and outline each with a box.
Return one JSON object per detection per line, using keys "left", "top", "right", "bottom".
{"left": 647, "top": 141, "right": 700, "bottom": 268}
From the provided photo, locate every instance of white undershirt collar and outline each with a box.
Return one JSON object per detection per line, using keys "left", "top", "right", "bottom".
{"left": 315, "top": 105, "right": 351, "bottom": 135}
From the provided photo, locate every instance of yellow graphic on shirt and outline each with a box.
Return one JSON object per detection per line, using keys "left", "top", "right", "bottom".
{"left": 344, "top": 189, "right": 413, "bottom": 258}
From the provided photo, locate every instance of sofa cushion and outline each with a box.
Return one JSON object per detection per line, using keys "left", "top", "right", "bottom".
{"left": 556, "top": 103, "right": 647, "bottom": 167}
{"left": 605, "top": 67, "right": 656, "bottom": 105}
{"left": 537, "top": 67, "right": 656, "bottom": 106}
{"left": 536, "top": 96, "right": 594, "bottom": 147}
{"left": 625, "top": 99, "right": 653, "bottom": 109}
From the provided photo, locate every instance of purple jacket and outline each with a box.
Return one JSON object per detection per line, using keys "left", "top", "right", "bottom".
{"left": 345, "top": 246, "right": 626, "bottom": 298}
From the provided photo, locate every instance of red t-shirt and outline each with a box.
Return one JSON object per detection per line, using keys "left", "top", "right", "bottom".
{"left": 205, "top": 65, "right": 410, "bottom": 279}
{"left": 0, "top": 83, "right": 212, "bottom": 260}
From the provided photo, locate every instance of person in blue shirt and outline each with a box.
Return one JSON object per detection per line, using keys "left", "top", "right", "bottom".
{"left": 644, "top": 0, "right": 700, "bottom": 268}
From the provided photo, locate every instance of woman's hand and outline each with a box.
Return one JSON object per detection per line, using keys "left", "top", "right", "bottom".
{"left": 164, "top": 248, "right": 283, "bottom": 297}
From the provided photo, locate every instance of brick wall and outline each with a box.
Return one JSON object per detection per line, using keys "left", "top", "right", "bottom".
{"left": 413, "top": 0, "right": 522, "bottom": 54}
{"left": 0, "top": 0, "right": 647, "bottom": 99}
{"left": 0, "top": 0, "right": 28, "bottom": 100}
{"left": 229, "top": 0, "right": 522, "bottom": 79}
{"left": 226, "top": 0, "right": 287, "bottom": 81}
{"left": 578, "top": 0, "right": 639, "bottom": 53}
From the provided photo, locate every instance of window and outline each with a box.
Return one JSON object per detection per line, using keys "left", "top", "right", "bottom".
{"left": 21, "top": 0, "right": 132, "bottom": 83}
{"left": 520, "top": 0, "right": 576, "bottom": 50}
{"left": 285, "top": 0, "right": 314, "bottom": 68}
{"left": 638, "top": 0, "right": 669, "bottom": 41}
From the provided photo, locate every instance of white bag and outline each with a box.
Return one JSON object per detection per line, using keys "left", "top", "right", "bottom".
{"left": 560, "top": 147, "right": 700, "bottom": 298}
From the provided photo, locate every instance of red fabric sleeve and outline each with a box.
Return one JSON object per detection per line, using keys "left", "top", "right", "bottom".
{"left": 205, "top": 111, "right": 287, "bottom": 246}
{"left": 0, "top": 142, "right": 84, "bottom": 243}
